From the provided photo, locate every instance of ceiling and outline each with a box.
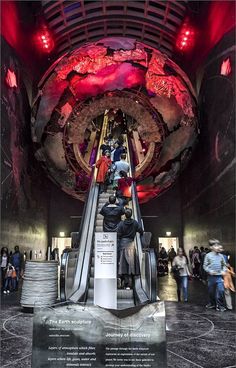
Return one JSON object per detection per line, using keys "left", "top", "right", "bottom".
{"left": 42, "top": 0, "right": 188, "bottom": 56}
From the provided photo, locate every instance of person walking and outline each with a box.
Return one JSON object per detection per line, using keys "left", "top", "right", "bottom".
{"left": 95, "top": 150, "right": 112, "bottom": 193}
{"left": 203, "top": 240, "right": 227, "bottom": 311}
{"left": 158, "top": 247, "right": 169, "bottom": 274}
{"left": 172, "top": 248, "right": 191, "bottom": 302}
{"left": 168, "top": 246, "right": 177, "bottom": 267}
{"left": 192, "top": 246, "right": 201, "bottom": 279}
{"left": 199, "top": 247, "right": 207, "bottom": 283}
{"left": 10, "top": 246, "right": 23, "bottom": 289}
{"left": 100, "top": 195, "right": 125, "bottom": 232}
{"left": 220, "top": 245, "right": 235, "bottom": 310}
{"left": 0, "top": 249, "right": 9, "bottom": 291}
{"left": 117, "top": 208, "right": 143, "bottom": 289}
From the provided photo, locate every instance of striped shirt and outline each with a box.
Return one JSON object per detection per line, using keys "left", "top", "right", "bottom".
{"left": 203, "top": 251, "right": 227, "bottom": 275}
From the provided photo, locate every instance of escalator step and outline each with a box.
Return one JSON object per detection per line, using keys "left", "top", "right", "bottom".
{"left": 89, "top": 277, "right": 94, "bottom": 288}
{"left": 98, "top": 201, "right": 108, "bottom": 205}
{"left": 87, "top": 288, "right": 133, "bottom": 299}
{"left": 67, "top": 266, "right": 75, "bottom": 278}
{"left": 90, "top": 267, "right": 94, "bottom": 277}
{"left": 68, "top": 258, "right": 77, "bottom": 268}
{"left": 95, "top": 226, "right": 103, "bottom": 232}
{"left": 99, "top": 193, "right": 111, "bottom": 199}
{"left": 95, "top": 219, "right": 103, "bottom": 226}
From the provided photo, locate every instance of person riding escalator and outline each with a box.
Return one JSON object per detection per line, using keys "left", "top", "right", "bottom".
{"left": 117, "top": 208, "right": 143, "bottom": 289}
{"left": 100, "top": 195, "right": 125, "bottom": 232}
{"left": 95, "top": 151, "right": 112, "bottom": 194}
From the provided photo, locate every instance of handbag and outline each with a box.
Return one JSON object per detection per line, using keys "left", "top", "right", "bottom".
{"left": 171, "top": 265, "right": 181, "bottom": 279}
{"left": 12, "top": 270, "right": 17, "bottom": 278}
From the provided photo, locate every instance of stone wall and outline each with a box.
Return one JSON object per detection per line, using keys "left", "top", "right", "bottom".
{"left": 1, "top": 37, "right": 48, "bottom": 258}
{"left": 180, "top": 29, "right": 235, "bottom": 263}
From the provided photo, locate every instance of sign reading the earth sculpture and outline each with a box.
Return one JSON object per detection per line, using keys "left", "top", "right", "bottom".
{"left": 32, "top": 302, "right": 167, "bottom": 368}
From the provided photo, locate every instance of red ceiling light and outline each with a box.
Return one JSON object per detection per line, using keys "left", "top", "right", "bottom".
{"left": 35, "top": 26, "right": 54, "bottom": 53}
{"left": 220, "top": 58, "right": 231, "bottom": 76}
{"left": 5, "top": 69, "right": 17, "bottom": 88}
{"left": 176, "top": 22, "right": 195, "bottom": 52}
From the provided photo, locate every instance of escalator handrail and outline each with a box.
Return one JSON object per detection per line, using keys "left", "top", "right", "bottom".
{"left": 68, "top": 177, "right": 97, "bottom": 297}
{"left": 67, "top": 113, "right": 109, "bottom": 301}
{"left": 69, "top": 183, "right": 99, "bottom": 302}
{"left": 127, "top": 134, "right": 157, "bottom": 302}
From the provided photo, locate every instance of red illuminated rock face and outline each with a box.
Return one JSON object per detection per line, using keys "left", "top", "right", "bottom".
{"left": 32, "top": 37, "right": 198, "bottom": 203}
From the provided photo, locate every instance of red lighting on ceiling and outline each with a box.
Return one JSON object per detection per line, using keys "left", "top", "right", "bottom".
{"left": 5, "top": 69, "right": 17, "bottom": 88}
{"left": 176, "top": 22, "right": 195, "bottom": 52}
{"left": 35, "top": 26, "right": 54, "bottom": 53}
{"left": 220, "top": 58, "right": 231, "bottom": 76}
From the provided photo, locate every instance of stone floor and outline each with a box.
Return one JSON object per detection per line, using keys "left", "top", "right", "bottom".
{"left": 1, "top": 274, "right": 236, "bottom": 368}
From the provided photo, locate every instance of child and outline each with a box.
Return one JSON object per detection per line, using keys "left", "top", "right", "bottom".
{"left": 3, "top": 264, "right": 16, "bottom": 294}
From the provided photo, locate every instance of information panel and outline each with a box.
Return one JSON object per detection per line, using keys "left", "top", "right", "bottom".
{"left": 32, "top": 302, "right": 167, "bottom": 368}
{"left": 94, "top": 232, "right": 117, "bottom": 309}
{"left": 94, "top": 232, "right": 117, "bottom": 279}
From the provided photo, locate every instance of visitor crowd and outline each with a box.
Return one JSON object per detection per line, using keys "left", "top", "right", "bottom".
{"left": 0, "top": 245, "right": 23, "bottom": 294}
{"left": 157, "top": 240, "right": 235, "bottom": 311}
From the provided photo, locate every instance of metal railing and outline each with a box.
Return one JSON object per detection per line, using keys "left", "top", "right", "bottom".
{"left": 60, "top": 113, "right": 108, "bottom": 301}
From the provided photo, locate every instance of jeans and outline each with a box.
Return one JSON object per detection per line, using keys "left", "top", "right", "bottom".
{"left": 208, "top": 275, "right": 225, "bottom": 308}
{"left": 177, "top": 276, "right": 188, "bottom": 301}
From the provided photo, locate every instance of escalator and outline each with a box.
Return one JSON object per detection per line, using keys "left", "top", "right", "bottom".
{"left": 60, "top": 113, "right": 157, "bottom": 308}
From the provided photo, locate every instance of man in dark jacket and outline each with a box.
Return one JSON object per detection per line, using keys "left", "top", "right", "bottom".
{"left": 117, "top": 208, "right": 143, "bottom": 289}
{"left": 100, "top": 195, "right": 125, "bottom": 232}
{"left": 11, "top": 246, "right": 23, "bottom": 289}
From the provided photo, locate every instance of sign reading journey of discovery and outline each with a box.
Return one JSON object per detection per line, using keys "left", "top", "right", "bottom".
{"left": 32, "top": 302, "right": 167, "bottom": 368}
{"left": 94, "top": 232, "right": 117, "bottom": 309}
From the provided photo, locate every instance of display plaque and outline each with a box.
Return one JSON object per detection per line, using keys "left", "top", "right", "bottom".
{"left": 32, "top": 302, "right": 167, "bottom": 368}
{"left": 94, "top": 232, "right": 117, "bottom": 309}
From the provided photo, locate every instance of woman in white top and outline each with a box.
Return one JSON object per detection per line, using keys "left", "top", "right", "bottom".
{"left": 172, "top": 248, "right": 191, "bottom": 302}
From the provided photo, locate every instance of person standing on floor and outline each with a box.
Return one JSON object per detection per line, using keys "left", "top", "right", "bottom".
{"left": 158, "top": 247, "right": 169, "bottom": 274}
{"left": 117, "top": 208, "right": 143, "bottom": 289}
{"left": 100, "top": 195, "right": 125, "bottom": 232}
{"left": 192, "top": 246, "right": 201, "bottom": 279}
{"left": 0, "top": 249, "right": 9, "bottom": 291}
{"left": 95, "top": 150, "right": 112, "bottom": 193}
{"left": 172, "top": 248, "right": 191, "bottom": 302}
{"left": 220, "top": 245, "right": 235, "bottom": 310}
{"left": 203, "top": 240, "right": 227, "bottom": 311}
{"left": 10, "top": 246, "right": 23, "bottom": 290}
{"left": 168, "top": 246, "right": 177, "bottom": 267}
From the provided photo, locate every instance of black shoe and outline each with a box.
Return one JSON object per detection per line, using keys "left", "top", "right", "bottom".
{"left": 206, "top": 303, "right": 215, "bottom": 309}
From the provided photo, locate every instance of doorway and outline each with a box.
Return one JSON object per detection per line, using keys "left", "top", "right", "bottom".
{"left": 158, "top": 237, "right": 179, "bottom": 252}
{"left": 51, "top": 237, "right": 71, "bottom": 260}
